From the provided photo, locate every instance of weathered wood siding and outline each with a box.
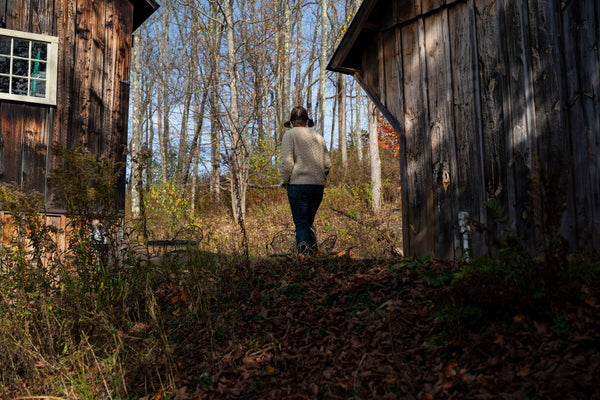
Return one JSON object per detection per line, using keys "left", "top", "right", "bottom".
{"left": 353, "top": 0, "right": 600, "bottom": 258}
{"left": 0, "top": 0, "right": 134, "bottom": 212}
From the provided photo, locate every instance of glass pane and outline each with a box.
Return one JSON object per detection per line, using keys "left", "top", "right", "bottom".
{"left": 13, "top": 58, "right": 28, "bottom": 77}
{"left": 30, "top": 79, "right": 46, "bottom": 97}
{"left": 0, "top": 56, "right": 9, "bottom": 74}
{"left": 0, "top": 76, "right": 8, "bottom": 93}
{"left": 0, "top": 37, "right": 10, "bottom": 55}
{"left": 31, "top": 42, "right": 47, "bottom": 61}
{"left": 13, "top": 39, "right": 29, "bottom": 58}
{"left": 31, "top": 60, "right": 46, "bottom": 78}
{"left": 12, "top": 77, "right": 28, "bottom": 95}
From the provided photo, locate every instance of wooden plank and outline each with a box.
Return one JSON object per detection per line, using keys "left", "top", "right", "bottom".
{"left": 0, "top": 0, "right": 6, "bottom": 28}
{"left": 54, "top": 0, "right": 75, "bottom": 149}
{"left": 401, "top": 18, "right": 435, "bottom": 257}
{"left": 20, "top": 105, "right": 48, "bottom": 193}
{"left": 102, "top": 0, "right": 117, "bottom": 163}
{"left": 88, "top": 0, "right": 106, "bottom": 156}
{"left": 116, "top": 80, "right": 129, "bottom": 211}
{"left": 48, "top": 0, "right": 76, "bottom": 210}
{"left": 113, "top": 0, "right": 133, "bottom": 212}
{"left": 593, "top": 0, "right": 600, "bottom": 250}
{"left": 561, "top": 0, "right": 600, "bottom": 251}
{"left": 501, "top": 0, "right": 537, "bottom": 250}
{"left": 526, "top": 0, "right": 572, "bottom": 250}
{"left": 71, "top": 0, "right": 94, "bottom": 148}
{"left": 382, "top": 27, "right": 410, "bottom": 255}
{"left": 4, "top": 0, "right": 28, "bottom": 30}
{"left": 360, "top": 33, "right": 381, "bottom": 102}
{"left": 0, "top": 103, "right": 24, "bottom": 185}
{"left": 425, "top": 10, "right": 459, "bottom": 259}
{"left": 30, "top": 0, "right": 55, "bottom": 34}
{"left": 398, "top": 0, "right": 422, "bottom": 22}
{"left": 448, "top": 0, "right": 487, "bottom": 257}
{"left": 474, "top": 0, "right": 510, "bottom": 249}
{"left": 422, "top": 0, "right": 445, "bottom": 15}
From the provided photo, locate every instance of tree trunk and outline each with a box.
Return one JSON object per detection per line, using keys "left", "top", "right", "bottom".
{"left": 317, "top": 0, "right": 328, "bottom": 134}
{"left": 209, "top": 0, "right": 222, "bottom": 199}
{"left": 355, "top": 82, "right": 363, "bottom": 164}
{"left": 130, "top": 33, "right": 142, "bottom": 218}
{"left": 281, "top": 0, "right": 292, "bottom": 122}
{"left": 292, "top": 0, "right": 304, "bottom": 106}
{"left": 154, "top": 3, "right": 170, "bottom": 183}
{"left": 337, "top": 73, "right": 347, "bottom": 168}
{"left": 368, "top": 101, "right": 382, "bottom": 213}
{"left": 224, "top": 0, "right": 248, "bottom": 223}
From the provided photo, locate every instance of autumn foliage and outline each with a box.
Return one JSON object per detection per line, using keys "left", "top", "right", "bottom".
{"left": 362, "top": 115, "right": 400, "bottom": 157}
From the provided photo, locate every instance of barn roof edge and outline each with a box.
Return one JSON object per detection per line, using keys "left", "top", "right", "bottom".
{"left": 132, "top": 0, "right": 160, "bottom": 31}
{"left": 327, "top": 0, "right": 378, "bottom": 74}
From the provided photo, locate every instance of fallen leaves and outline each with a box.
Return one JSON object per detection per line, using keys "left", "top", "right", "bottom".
{"left": 133, "top": 256, "right": 599, "bottom": 399}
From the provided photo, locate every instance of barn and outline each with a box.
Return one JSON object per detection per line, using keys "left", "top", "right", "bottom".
{"left": 0, "top": 0, "right": 158, "bottom": 223}
{"left": 328, "top": 0, "right": 600, "bottom": 259}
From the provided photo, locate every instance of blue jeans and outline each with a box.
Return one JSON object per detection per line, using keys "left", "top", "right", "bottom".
{"left": 287, "top": 184, "right": 324, "bottom": 255}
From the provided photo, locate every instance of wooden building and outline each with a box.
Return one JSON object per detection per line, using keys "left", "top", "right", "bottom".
{"left": 328, "top": 0, "right": 600, "bottom": 259}
{"left": 0, "top": 0, "right": 158, "bottom": 218}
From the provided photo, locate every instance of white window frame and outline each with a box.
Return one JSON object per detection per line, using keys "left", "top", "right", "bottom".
{"left": 0, "top": 28, "right": 58, "bottom": 106}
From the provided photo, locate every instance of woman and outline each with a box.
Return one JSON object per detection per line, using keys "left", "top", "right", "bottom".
{"left": 280, "top": 106, "right": 331, "bottom": 255}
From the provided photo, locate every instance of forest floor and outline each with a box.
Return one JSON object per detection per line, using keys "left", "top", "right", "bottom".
{"left": 134, "top": 251, "right": 600, "bottom": 400}
{"left": 130, "top": 183, "right": 600, "bottom": 400}
{"left": 1, "top": 166, "right": 599, "bottom": 399}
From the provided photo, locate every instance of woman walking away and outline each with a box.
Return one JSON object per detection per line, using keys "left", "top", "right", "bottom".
{"left": 280, "top": 106, "right": 331, "bottom": 255}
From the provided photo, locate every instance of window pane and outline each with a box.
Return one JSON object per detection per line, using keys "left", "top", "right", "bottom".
{"left": 0, "top": 56, "right": 9, "bottom": 73}
{"left": 0, "top": 76, "right": 8, "bottom": 93}
{"left": 0, "top": 37, "right": 10, "bottom": 55}
{"left": 31, "top": 60, "right": 46, "bottom": 78}
{"left": 13, "top": 58, "right": 28, "bottom": 77}
{"left": 31, "top": 42, "right": 47, "bottom": 61}
{"left": 13, "top": 39, "right": 29, "bottom": 58}
{"left": 30, "top": 79, "right": 46, "bottom": 97}
{"left": 12, "top": 77, "right": 28, "bottom": 95}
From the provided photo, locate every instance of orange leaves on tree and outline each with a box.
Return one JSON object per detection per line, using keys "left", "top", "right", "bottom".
{"left": 361, "top": 115, "right": 400, "bottom": 157}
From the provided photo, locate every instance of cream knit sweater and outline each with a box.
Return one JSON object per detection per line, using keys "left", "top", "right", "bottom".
{"left": 279, "top": 127, "right": 331, "bottom": 186}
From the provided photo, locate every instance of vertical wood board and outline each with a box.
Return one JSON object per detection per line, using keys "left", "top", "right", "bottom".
{"left": 30, "top": 0, "right": 55, "bottom": 34}
{"left": 0, "top": 104, "right": 24, "bottom": 185}
{"left": 475, "top": 0, "right": 510, "bottom": 245}
{"left": 4, "top": 0, "right": 28, "bottom": 30}
{"left": 561, "top": 0, "right": 600, "bottom": 250}
{"left": 398, "top": 0, "right": 422, "bottom": 22}
{"left": 501, "top": 0, "right": 538, "bottom": 250}
{"left": 448, "top": 0, "right": 487, "bottom": 256}
{"left": 382, "top": 27, "right": 410, "bottom": 255}
{"left": 401, "top": 19, "right": 435, "bottom": 257}
{"left": 72, "top": 0, "right": 94, "bottom": 147}
{"left": 102, "top": 0, "right": 117, "bottom": 161}
{"left": 422, "top": 0, "right": 446, "bottom": 16}
{"left": 425, "top": 10, "right": 459, "bottom": 259}
{"left": 21, "top": 105, "right": 48, "bottom": 193}
{"left": 527, "top": 0, "right": 573, "bottom": 248}
{"left": 88, "top": 0, "right": 106, "bottom": 155}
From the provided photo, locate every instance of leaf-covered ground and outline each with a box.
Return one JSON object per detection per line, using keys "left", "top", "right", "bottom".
{"left": 137, "top": 255, "right": 600, "bottom": 400}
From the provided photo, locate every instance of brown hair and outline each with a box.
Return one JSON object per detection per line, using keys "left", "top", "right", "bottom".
{"left": 284, "top": 105, "right": 315, "bottom": 128}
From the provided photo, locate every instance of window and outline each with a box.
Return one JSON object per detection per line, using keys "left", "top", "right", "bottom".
{"left": 0, "top": 28, "right": 58, "bottom": 105}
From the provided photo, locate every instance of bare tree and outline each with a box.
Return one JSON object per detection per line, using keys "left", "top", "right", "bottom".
{"left": 337, "top": 72, "right": 347, "bottom": 168}
{"left": 153, "top": 0, "right": 171, "bottom": 183}
{"left": 355, "top": 82, "right": 363, "bottom": 164}
{"left": 208, "top": 0, "right": 223, "bottom": 198}
{"left": 223, "top": 0, "right": 249, "bottom": 222}
{"left": 130, "top": 33, "right": 143, "bottom": 218}
{"left": 368, "top": 100, "right": 381, "bottom": 213}
{"left": 317, "top": 0, "right": 328, "bottom": 134}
